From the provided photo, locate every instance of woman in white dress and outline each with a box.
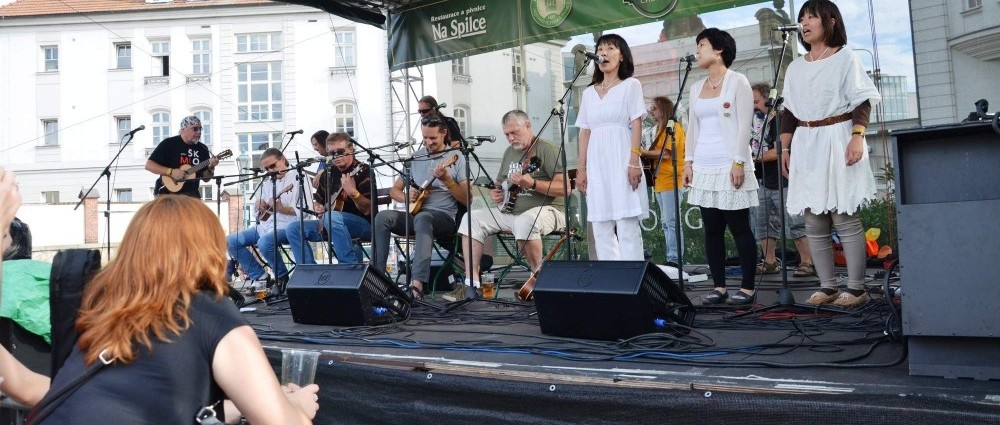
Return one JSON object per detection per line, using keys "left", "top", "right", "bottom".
{"left": 682, "top": 28, "right": 759, "bottom": 305}
{"left": 575, "top": 33, "right": 648, "bottom": 261}
{"left": 780, "top": 0, "right": 881, "bottom": 309}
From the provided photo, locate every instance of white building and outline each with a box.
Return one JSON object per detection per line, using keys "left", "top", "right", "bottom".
{"left": 909, "top": 0, "right": 1000, "bottom": 125}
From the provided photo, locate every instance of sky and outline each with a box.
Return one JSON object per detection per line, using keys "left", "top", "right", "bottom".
{"left": 565, "top": 0, "right": 916, "bottom": 91}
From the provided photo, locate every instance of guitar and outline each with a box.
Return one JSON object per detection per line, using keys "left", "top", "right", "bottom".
{"left": 515, "top": 227, "right": 575, "bottom": 302}
{"left": 256, "top": 183, "right": 295, "bottom": 222}
{"left": 159, "top": 149, "right": 233, "bottom": 193}
{"left": 499, "top": 156, "right": 541, "bottom": 214}
{"left": 408, "top": 154, "right": 459, "bottom": 215}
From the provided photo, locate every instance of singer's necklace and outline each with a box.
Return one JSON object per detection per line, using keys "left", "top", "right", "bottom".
{"left": 809, "top": 46, "right": 831, "bottom": 62}
{"left": 600, "top": 77, "right": 620, "bottom": 91}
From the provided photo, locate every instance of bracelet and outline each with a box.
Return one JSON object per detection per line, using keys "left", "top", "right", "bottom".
{"left": 350, "top": 191, "right": 361, "bottom": 200}
{"left": 630, "top": 146, "right": 642, "bottom": 156}
{"left": 165, "top": 168, "right": 173, "bottom": 177}
{"left": 446, "top": 180, "right": 459, "bottom": 189}
{"left": 627, "top": 164, "right": 642, "bottom": 169}
{"left": 732, "top": 162, "right": 745, "bottom": 168}
{"left": 531, "top": 180, "right": 538, "bottom": 191}
{"left": 852, "top": 130, "right": 865, "bottom": 136}
{"left": 781, "top": 148, "right": 790, "bottom": 152}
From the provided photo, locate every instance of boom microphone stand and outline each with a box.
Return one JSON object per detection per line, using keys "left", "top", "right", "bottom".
{"left": 75, "top": 129, "right": 141, "bottom": 259}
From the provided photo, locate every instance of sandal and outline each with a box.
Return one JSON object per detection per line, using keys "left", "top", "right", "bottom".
{"left": 793, "top": 262, "right": 816, "bottom": 277}
{"left": 408, "top": 282, "right": 424, "bottom": 301}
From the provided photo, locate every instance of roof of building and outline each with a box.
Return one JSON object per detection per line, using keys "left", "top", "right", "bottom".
{"left": 0, "top": 0, "right": 276, "bottom": 18}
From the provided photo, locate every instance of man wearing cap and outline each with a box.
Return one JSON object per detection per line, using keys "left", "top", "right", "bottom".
{"left": 145, "top": 115, "right": 218, "bottom": 198}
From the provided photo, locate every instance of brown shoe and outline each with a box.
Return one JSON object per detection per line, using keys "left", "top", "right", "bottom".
{"left": 805, "top": 290, "right": 839, "bottom": 305}
{"left": 793, "top": 262, "right": 816, "bottom": 277}
{"left": 756, "top": 261, "right": 780, "bottom": 275}
{"left": 831, "top": 291, "right": 870, "bottom": 309}
{"left": 442, "top": 284, "right": 468, "bottom": 302}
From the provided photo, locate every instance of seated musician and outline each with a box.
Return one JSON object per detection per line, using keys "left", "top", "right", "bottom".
{"left": 286, "top": 132, "right": 375, "bottom": 265}
{"left": 226, "top": 148, "right": 300, "bottom": 293}
{"left": 144, "top": 115, "right": 218, "bottom": 198}
{"left": 371, "top": 117, "right": 469, "bottom": 300}
{"left": 456, "top": 110, "right": 567, "bottom": 295}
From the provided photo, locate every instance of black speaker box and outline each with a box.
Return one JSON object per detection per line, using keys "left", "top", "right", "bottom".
{"left": 286, "top": 263, "right": 410, "bottom": 326}
{"left": 532, "top": 261, "right": 695, "bottom": 341}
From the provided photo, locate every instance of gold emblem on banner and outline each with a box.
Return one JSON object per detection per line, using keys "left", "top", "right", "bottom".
{"left": 530, "top": 0, "right": 572, "bottom": 29}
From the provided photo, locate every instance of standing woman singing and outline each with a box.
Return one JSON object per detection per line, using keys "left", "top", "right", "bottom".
{"left": 575, "top": 33, "right": 649, "bottom": 261}
{"left": 780, "top": 0, "right": 881, "bottom": 308}
{"left": 682, "top": 28, "right": 759, "bottom": 305}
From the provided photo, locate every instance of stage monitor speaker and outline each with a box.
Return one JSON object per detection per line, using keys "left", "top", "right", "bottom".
{"left": 287, "top": 263, "right": 410, "bottom": 326}
{"left": 532, "top": 261, "right": 695, "bottom": 341}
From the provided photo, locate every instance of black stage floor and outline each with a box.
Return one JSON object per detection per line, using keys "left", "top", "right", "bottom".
{"left": 244, "top": 266, "right": 1000, "bottom": 424}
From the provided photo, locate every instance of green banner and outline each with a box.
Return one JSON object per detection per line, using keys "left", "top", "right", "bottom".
{"left": 387, "top": 0, "right": 762, "bottom": 71}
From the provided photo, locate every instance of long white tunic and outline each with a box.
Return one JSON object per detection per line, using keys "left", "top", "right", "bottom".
{"left": 783, "top": 47, "right": 882, "bottom": 216}
{"left": 575, "top": 77, "right": 649, "bottom": 221}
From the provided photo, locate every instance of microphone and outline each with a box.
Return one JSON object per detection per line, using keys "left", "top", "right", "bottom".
{"left": 466, "top": 135, "right": 495, "bottom": 143}
{"left": 126, "top": 125, "right": 145, "bottom": 136}
{"left": 773, "top": 23, "right": 801, "bottom": 32}
{"left": 243, "top": 167, "right": 263, "bottom": 173}
{"left": 434, "top": 102, "right": 447, "bottom": 110}
{"left": 679, "top": 54, "right": 697, "bottom": 63}
{"left": 286, "top": 129, "right": 304, "bottom": 135}
{"left": 394, "top": 141, "right": 415, "bottom": 150}
{"left": 583, "top": 52, "right": 608, "bottom": 63}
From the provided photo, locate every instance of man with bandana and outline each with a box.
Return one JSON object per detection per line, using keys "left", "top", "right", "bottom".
{"left": 145, "top": 115, "right": 218, "bottom": 198}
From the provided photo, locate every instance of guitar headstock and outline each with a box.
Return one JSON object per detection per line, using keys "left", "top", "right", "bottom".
{"left": 216, "top": 149, "right": 233, "bottom": 161}
{"left": 442, "top": 154, "right": 460, "bottom": 168}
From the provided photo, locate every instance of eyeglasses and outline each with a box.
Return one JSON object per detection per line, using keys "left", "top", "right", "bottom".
{"left": 263, "top": 162, "right": 279, "bottom": 170}
{"left": 417, "top": 108, "right": 432, "bottom": 114}
{"left": 420, "top": 117, "right": 444, "bottom": 127}
{"left": 190, "top": 127, "right": 203, "bottom": 131}
{"left": 329, "top": 148, "right": 349, "bottom": 156}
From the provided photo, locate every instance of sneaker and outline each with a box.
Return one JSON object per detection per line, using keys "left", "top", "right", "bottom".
{"left": 805, "top": 290, "right": 840, "bottom": 305}
{"left": 831, "top": 291, "right": 870, "bottom": 309}
{"left": 442, "top": 284, "right": 469, "bottom": 302}
{"left": 756, "top": 261, "right": 780, "bottom": 275}
{"left": 793, "top": 262, "right": 816, "bottom": 277}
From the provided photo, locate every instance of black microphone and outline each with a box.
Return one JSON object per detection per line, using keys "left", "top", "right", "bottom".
{"left": 434, "top": 102, "right": 447, "bottom": 110}
{"left": 583, "top": 52, "right": 608, "bottom": 63}
{"left": 773, "top": 23, "right": 801, "bottom": 32}
{"left": 243, "top": 167, "right": 263, "bottom": 173}
{"left": 466, "top": 135, "right": 495, "bottom": 143}
{"left": 286, "top": 129, "right": 304, "bottom": 135}
{"left": 394, "top": 141, "right": 415, "bottom": 150}
{"left": 679, "top": 54, "right": 697, "bottom": 63}
{"left": 126, "top": 125, "right": 145, "bottom": 136}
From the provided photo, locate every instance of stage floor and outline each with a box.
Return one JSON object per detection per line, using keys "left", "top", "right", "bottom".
{"left": 242, "top": 266, "right": 1000, "bottom": 424}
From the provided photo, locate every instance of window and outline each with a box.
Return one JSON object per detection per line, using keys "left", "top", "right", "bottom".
{"left": 115, "top": 188, "right": 133, "bottom": 203}
{"left": 200, "top": 185, "right": 214, "bottom": 201}
{"left": 451, "top": 57, "right": 469, "bottom": 76}
{"left": 193, "top": 109, "right": 212, "bottom": 148}
{"left": 237, "top": 133, "right": 282, "bottom": 167}
{"left": 966, "top": 0, "right": 982, "bottom": 9}
{"left": 115, "top": 43, "right": 132, "bottom": 69}
{"left": 237, "top": 62, "right": 283, "bottom": 121}
{"left": 333, "top": 30, "right": 356, "bottom": 68}
{"left": 236, "top": 33, "right": 281, "bottom": 53}
{"left": 333, "top": 102, "right": 356, "bottom": 137}
{"left": 42, "top": 191, "right": 60, "bottom": 204}
{"left": 512, "top": 49, "right": 525, "bottom": 87}
{"left": 453, "top": 106, "right": 469, "bottom": 135}
{"left": 116, "top": 116, "right": 132, "bottom": 141}
{"left": 152, "top": 111, "right": 170, "bottom": 144}
{"left": 42, "top": 46, "right": 58, "bottom": 71}
{"left": 42, "top": 119, "right": 58, "bottom": 146}
{"left": 192, "top": 38, "right": 211, "bottom": 74}
{"left": 150, "top": 40, "right": 170, "bottom": 77}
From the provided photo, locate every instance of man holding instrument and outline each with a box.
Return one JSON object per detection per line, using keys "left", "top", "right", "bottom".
{"left": 226, "top": 148, "right": 300, "bottom": 293}
{"left": 455, "top": 110, "right": 567, "bottom": 298}
{"left": 286, "top": 132, "right": 375, "bottom": 265}
{"left": 372, "top": 117, "right": 469, "bottom": 300}
{"left": 145, "top": 115, "right": 218, "bottom": 198}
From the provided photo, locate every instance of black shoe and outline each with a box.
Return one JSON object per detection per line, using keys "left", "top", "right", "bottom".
{"left": 728, "top": 290, "right": 756, "bottom": 305}
{"left": 702, "top": 289, "right": 728, "bottom": 305}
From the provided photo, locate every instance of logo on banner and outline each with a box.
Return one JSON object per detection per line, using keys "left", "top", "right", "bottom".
{"left": 430, "top": 4, "right": 489, "bottom": 43}
{"left": 623, "top": 0, "right": 679, "bottom": 18}
{"left": 530, "top": 0, "right": 572, "bottom": 29}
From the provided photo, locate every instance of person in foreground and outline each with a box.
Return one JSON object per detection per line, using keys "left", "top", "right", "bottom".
{"left": 780, "top": 0, "right": 881, "bottom": 308}
{"left": 34, "top": 195, "right": 319, "bottom": 424}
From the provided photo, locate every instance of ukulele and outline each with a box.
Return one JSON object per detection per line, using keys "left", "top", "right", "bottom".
{"left": 499, "top": 156, "right": 541, "bottom": 214}
{"left": 256, "top": 183, "right": 295, "bottom": 222}
{"left": 408, "top": 154, "right": 459, "bottom": 215}
{"left": 515, "top": 227, "right": 575, "bottom": 302}
{"left": 159, "top": 149, "right": 232, "bottom": 193}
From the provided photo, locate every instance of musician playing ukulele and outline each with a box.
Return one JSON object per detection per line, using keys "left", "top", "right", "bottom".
{"left": 453, "top": 110, "right": 568, "bottom": 301}
{"left": 145, "top": 115, "right": 218, "bottom": 198}
{"left": 371, "top": 117, "right": 469, "bottom": 301}
{"left": 286, "top": 132, "right": 375, "bottom": 265}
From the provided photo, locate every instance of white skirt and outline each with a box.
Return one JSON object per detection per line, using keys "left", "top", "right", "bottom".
{"left": 687, "top": 165, "right": 759, "bottom": 210}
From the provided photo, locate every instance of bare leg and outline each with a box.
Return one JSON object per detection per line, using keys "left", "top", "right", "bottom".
{"left": 518, "top": 239, "right": 543, "bottom": 273}
{"left": 793, "top": 236, "right": 812, "bottom": 264}
{"left": 761, "top": 237, "right": 776, "bottom": 264}
{"left": 460, "top": 234, "right": 486, "bottom": 284}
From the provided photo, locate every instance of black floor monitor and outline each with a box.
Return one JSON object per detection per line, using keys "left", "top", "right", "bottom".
{"left": 287, "top": 263, "right": 410, "bottom": 326}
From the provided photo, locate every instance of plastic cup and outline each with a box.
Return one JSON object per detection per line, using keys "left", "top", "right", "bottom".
{"left": 280, "top": 349, "right": 320, "bottom": 386}
{"left": 481, "top": 272, "right": 496, "bottom": 298}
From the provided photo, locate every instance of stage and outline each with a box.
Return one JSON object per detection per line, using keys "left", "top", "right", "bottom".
{"left": 246, "top": 266, "right": 1000, "bottom": 424}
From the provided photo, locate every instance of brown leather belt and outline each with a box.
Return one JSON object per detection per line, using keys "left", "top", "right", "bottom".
{"left": 798, "top": 113, "right": 851, "bottom": 128}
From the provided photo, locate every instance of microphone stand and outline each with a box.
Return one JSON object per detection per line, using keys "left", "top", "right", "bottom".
{"left": 292, "top": 152, "right": 311, "bottom": 268}
{"left": 731, "top": 29, "right": 842, "bottom": 318}
{"left": 209, "top": 173, "right": 256, "bottom": 217}
{"left": 648, "top": 58, "right": 694, "bottom": 292}
{"left": 75, "top": 131, "right": 136, "bottom": 259}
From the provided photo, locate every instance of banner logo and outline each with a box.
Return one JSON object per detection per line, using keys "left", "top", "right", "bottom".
{"left": 430, "top": 4, "right": 489, "bottom": 43}
{"left": 530, "top": 0, "right": 572, "bottom": 29}
{"left": 623, "top": 0, "right": 679, "bottom": 18}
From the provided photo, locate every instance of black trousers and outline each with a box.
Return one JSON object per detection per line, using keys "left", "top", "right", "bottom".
{"left": 700, "top": 207, "right": 757, "bottom": 290}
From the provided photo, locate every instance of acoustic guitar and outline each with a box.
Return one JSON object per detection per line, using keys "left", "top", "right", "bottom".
{"left": 159, "top": 149, "right": 232, "bottom": 193}
{"left": 515, "top": 228, "right": 575, "bottom": 302}
{"left": 499, "top": 156, "right": 541, "bottom": 214}
{"left": 256, "top": 183, "right": 295, "bottom": 222}
{"left": 313, "top": 163, "right": 368, "bottom": 213}
{"left": 408, "top": 154, "right": 459, "bottom": 215}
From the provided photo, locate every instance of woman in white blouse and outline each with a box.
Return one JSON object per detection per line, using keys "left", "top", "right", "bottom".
{"left": 682, "top": 28, "right": 759, "bottom": 305}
